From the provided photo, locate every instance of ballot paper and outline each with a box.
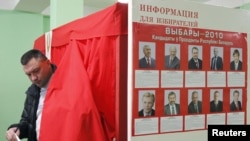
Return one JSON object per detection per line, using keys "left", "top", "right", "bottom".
{"left": 15, "top": 134, "right": 21, "bottom": 141}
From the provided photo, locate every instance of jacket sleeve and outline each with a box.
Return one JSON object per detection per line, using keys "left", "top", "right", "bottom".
{"left": 8, "top": 94, "right": 31, "bottom": 139}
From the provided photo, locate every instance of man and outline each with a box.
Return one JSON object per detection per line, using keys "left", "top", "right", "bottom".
{"left": 230, "top": 90, "right": 242, "bottom": 111}
{"left": 210, "top": 91, "right": 223, "bottom": 112}
{"left": 211, "top": 48, "right": 223, "bottom": 70}
{"left": 164, "top": 91, "right": 180, "bottom": 115}
{"left": 139, "top": 44, "right": 156, "bottom": 68}
{"left": 6, "top": 49, "right": 55, "bottom": 141}
{"left": 230, "top": 49, "right": 242, "bottom": 70}
{"left": 138, "top": 92, "right": 155, "bottom": 117}
{"left": 188, "top": 46, "right": 202, "bottom": 70}
{"left": 188, "top": 91, "right": 202, "bottom": 114}
{"left": 165, "top": 46, "right": 180, "bottom": 69}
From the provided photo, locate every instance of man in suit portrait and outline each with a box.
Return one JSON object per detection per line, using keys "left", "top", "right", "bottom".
{"left": 139, "top": 44, "right": 156, "bottom": 68}
{"left": 164, "top": 91, "right": 180, "bottom": 115}
{"left": 230, "top": 49, "right": 242, "bottom": 70}
{"left": 188, "top": 46, "right": 202, "bottom": 70}
{"left": 165, "top": 46, "right": 180, "bottom": 69}
{"left": 138, "top": 92, "right": 155, "bottom": 117}
{"left": 211, "top": 48, "right": 223, "bottom": 70}
{"left": 210, "top": 90, "right": 223, "bottom": 112}
{"left": 230, "top": 90, "right": 242, "bottom": 111}
{"left": 188, "top": 91, "right": 202, "bottom": 114}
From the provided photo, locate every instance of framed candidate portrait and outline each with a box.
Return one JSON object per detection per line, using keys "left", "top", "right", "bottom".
{"left": 187, "top": 89, "right": 203, "bottom": 114}
{"left": 138, "top": 90, "right": 156, "bottom": 112}
{"left": 164, "top": 43, "right": 181, "bottom": 69}
{"left": 229, "top": 88, "right": 243, "bottom": 111}
{"left": 210, "top": 46, "right": 224, "bottom": 70}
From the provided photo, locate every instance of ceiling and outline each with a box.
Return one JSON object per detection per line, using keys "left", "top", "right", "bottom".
{"left": 0, "top": 0, "right": 250, "bottom": 16}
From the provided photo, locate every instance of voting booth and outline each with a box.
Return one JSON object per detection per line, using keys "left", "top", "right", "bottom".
{"left": 33, "top": 3, "right": 128, "bottom": 141}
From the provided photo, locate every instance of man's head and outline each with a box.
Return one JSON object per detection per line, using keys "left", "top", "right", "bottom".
{"left": 232, "top": 49, "right": 240, "bottom": 63}
{"left": 213, "top": 91, "right": 220, "bottom": 102}
{"left": 191, "top": 91, "right": 199, "bottom": 104}
{"left": 169, "top": 46, "right": 177, "bottom": 58}
{"left": 168, "top": 91, "right": 176, "bottom": 105}
{"left": 143, "top": 45, "right": 151, "bottom": 58}
{"left": 142, "top": 92, "right": 155, "bottom": 113}
{"left": 191, "top": 47, "right": 199, "bottom": 60}
{"left": 233, "top": 90, "right": 240, "bottom": 102}
{"left": 21, "top": 49, "right": 52, "bottom": 88}
{"left": 213, "top": 48, "right": 219, "bottom": 57}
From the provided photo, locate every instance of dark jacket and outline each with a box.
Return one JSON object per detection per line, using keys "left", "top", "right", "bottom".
{"left": 8, "top": 64, "right": 56, "bottom": 141}
{"left": 230, "top": 60, "right": 242, "bottom": 70}
{"left": 8, "top": 84, "right": 40, "bottom": 141}
{"left": 188, "top": 101, "right": 202, "bottom": 114}
{"left": 139, "top": 57, "right": 156, "bottom": 68}
{"left": 188, "top": 58, "right": 202, "bottom": 70}
{"left": 230, "top": 101, "right": 242, "bottom": 111}
{"left": 210, "top": 100, "right": 223, "bottom": 112}
{"left": 210, "top": 56, "right": 223, "bottom": 70}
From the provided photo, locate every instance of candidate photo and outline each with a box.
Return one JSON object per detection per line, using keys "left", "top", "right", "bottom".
{"left": 210, "top": 47, "right": 223, "bottom": 70}
{"left": 164, "top": 44, "right": 180, "bottom": 69}
{"left": 230, "top": 48, "right": 242, "bottom": 70}
{"left": 230, "top": 89, "right": 242, "bottom": 111}
{"left": 138, "top": 42, "right": 156, "bottom": 68}
{"left": 164, "top": 90, "right": 180, "bottom": 115}
{"left": 188, "top": 46, "right": 202, "bottom": 70}
{"left": 138, "top": 91, "right": 156, "bottom": 117}
{"left": 210, "top": 90, "right": 223, "bottom": 112}
{"left": 188, "top": 90, "right": 202, "bottom": 114}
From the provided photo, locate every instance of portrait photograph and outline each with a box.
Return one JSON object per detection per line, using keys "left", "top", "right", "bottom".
{"left": 188, "top": 89, "right": 202, "bottom": 114}
{"left": 209, "top": 89, "right": 223, "bottom": 112}
{"left": 210, "top": 46, "right": 224, "bottom": 70}
{"left": 164, "top": 90, "right": 180, "bottom": 115}
{"left": 138, "top": 90, "right": 156, "bottom": 117}
{"left": 230, "top": 48, "right": 243, "bottom": 71}
{"left": 164, "top": 43, "right": 181, "bottom": 69}
{"left": 138, "top": 41, "right": 156, "bottom": 68}
{"left": 229, "top": 89, "right": 243, "bottom": 111}
{"left": 188, "top": 45, "right": 203, "bottom": 70}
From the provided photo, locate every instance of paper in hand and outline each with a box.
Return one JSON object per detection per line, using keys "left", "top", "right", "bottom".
{"left": 14, "top": 134, "right": 21, "bottom": 141}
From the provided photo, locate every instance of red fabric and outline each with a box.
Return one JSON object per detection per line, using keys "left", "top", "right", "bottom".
{"left": 34, "top": 2, "right": 128, "bottom": 141}
{"left": 39, "top": 40, "right": 107, "bottom": 141}
{"left": 34, "top": 2, "right": 128, "bottom": 55}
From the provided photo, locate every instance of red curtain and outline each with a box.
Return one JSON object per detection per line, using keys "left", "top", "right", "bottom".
{"left": 34, "top": 3, "right": 128, "bottom": 141}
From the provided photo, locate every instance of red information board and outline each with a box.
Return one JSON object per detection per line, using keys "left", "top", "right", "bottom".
{"left": 132, "top": 23, "right": 247, "bottom": 136}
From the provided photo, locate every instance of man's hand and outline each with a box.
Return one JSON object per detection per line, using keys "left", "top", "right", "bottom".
{"left": 5, "top": 127, "right": 20, "bottom": 141}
